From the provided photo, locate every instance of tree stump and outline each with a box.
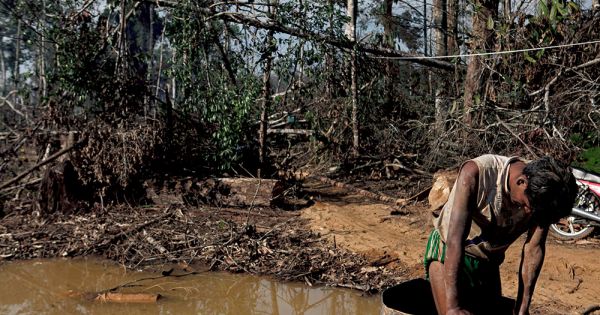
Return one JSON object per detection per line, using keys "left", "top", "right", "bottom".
{"left": 38, "top": 160, "right": 87, "bottom": 215}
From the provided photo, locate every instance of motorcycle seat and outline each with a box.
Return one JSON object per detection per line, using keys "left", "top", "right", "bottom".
{"left": 572, "top": 167, "right": 600, "bottom": 183}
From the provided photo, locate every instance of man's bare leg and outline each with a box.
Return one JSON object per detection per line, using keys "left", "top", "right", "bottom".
{"left": 429, "top": 261, "right": 447, "bottom": 315}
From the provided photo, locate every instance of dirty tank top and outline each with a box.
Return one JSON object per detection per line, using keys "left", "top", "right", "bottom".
{"left": 434, "top": 154, "right": 532, "bottom": 264}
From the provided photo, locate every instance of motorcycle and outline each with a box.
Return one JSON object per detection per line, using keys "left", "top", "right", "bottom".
{"left": 550, "top": 167, "right": 600, "bottom": 241}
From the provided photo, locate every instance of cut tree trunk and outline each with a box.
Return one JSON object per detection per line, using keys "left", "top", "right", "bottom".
{"left": 94, "top": 292, "right": 161, "bottom": 303}
{"left": 185, "top": 178, "right": 285, "bottom": 207}
{"left": 38, "top": 160, "right": 88, "bottom": 215}
{"left": 428, "top": 169, "right": 458, "bottom": 214}
{"left": 217, "top": 178, "right": 284, "bottom": 207}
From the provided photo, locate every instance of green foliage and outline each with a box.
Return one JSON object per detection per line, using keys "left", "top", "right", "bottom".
{"left": 537, "top": 0, "right": 579, "bottom": 28}
{"left": 46, "top": 2, "right": 155, "bottom": 124}
{"left": 523, "top": 1, "right": 580, "bottom": 63}
{"left": 167, "top": 3, "right": 260, "bottom": 170}
{"left": 573, "top": 147, "right": 600, "bottom": 174}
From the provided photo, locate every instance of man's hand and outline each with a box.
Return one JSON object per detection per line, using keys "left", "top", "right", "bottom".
{"left": 513, "top": 308, "right": 530, "bottom": 315}
{"left": 514, "top": 224, "right": 548, "bottom": 315}
{"left": 447, "top": 307, "right": 475, "bottom": 315}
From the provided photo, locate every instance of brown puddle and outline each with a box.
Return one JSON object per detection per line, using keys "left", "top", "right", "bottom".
{"left": 0, "top": 258, "right": 381, "bottom": 314}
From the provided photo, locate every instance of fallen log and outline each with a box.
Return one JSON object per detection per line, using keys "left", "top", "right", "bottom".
{"left": 267, "top": 128, "right": 314, "bottom": 136}
{"left": 188, "top": 178, "right": 284, "bottom": 207}
{"left": 311, "top": 175, "right": 408, "bottom": 206}
{"left": 94, "top": 292, "right": 161, "bottom": 303}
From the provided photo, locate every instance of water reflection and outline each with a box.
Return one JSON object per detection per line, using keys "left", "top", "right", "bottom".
{"left": 0, "top": 258, "right": 381, "bottom": 315}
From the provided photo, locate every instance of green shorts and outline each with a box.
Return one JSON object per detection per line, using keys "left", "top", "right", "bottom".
{"left": 423, "top": 229, "right": 501, "bottom": 294}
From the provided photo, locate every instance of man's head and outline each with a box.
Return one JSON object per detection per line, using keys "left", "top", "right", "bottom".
{"left": 522, "top": 156, "right": 578, "bottom": 226}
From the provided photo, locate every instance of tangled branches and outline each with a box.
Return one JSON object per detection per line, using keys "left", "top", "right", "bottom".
{"left": 0, "top": 205, "right": 407, "bottom": 292}
{"left": 72, "top": 120, "right": 163, "bottom": 201}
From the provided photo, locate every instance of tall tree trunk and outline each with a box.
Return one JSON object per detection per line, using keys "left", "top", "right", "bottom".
{"left": 423, "top": 0, "right": 428, "bottom": 56}
{"left": 0, "top": 40, "right": 6, "bottom": 95}
{"left": 258, "top": 2, "right": 276, "bottom": 178}
{"left": 171, "top": 48, "right": 176, "bottom": 106}
{"left": 463, "top": 0, "right": 498, "bottom": 126}
{"left": 38, "top": 0, "right": 47, "bottom": 104}
{"left": 447, "top": 0, "right": 459, "bottom": 95}
{"left": 433, "top": 0, "right": 448, "bottom": 132}
{"left": 433, "top": 0, "right": 447, "bottom": 56}
{"left": 346, "top": 0, "right": 359, "bottom": 156}
{"left": 383, "top": 0, "right": 394, "bottom": 112}
{"left": 155, "top": 21, "right": 167, "bottom": 110}
{"left": 145, "top": 2, "right": 154, "bottom": 114}
{"left": 503, "top": 0, "right": 511, "bottom": 21}
{"left": 325, "top": 0, "right": 335, "bottom": 98}
{"left": 116, "top": 0, "right": 127, "bottom": 76}
{"left": 14, "top": 19, "right": 21, "bottom": 94}
{"left": 447, "top": 0, "right": 459, "bottom": 55}
{"left": 13, "top": 18, "right": 21, "bottom": 117}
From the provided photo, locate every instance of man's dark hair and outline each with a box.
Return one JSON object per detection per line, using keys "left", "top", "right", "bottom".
{"left": 523, "top": 156, "right": 578, "bottom": 226}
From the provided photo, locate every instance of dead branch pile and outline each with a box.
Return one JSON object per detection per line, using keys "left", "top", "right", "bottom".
{"left": 0, "top": 205, "right": 407, "bottom": 292}
{"left": 71, "top": 120, "right": 162, "bottom": 200}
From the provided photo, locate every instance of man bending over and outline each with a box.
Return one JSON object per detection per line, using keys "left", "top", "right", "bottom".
{"left": 424, "top": 154, "right": 577, "bottom": 315}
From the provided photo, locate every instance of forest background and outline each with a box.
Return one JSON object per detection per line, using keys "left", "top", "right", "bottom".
{"left": 1, "top": 0, "right": 599, "bottom": 211}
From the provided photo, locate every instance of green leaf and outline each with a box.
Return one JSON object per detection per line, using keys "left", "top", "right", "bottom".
{"left": 556, "top": 2, "right": 568, "bottom": 17}
{"left": 486, "top": 16, "right": 494, "bottom": 30}
{"left": 549, "top": 4, "right": 557, "bottom": 22}
{"left": 539, "top": 0, "right": 549, "bottom": 17}
{"left": 535, "top": 48, "right": 545, "bottom": 59}
{"left": 568, "top": 2, "right": 580, "bottom": 13}
{"left": 524, "top": 51, "right": 537, "bottom": 64}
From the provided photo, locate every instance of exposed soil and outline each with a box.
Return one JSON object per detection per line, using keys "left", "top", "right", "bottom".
{"left": 1, "top": 177, "right": 600, "bottom": 315}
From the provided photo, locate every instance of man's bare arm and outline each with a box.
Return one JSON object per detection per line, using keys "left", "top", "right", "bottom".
{"left": 515, "top": 224, "right": 548, "bottom": 315}
{"left": 444, "top": 161, "right": 478, "bottom": 313}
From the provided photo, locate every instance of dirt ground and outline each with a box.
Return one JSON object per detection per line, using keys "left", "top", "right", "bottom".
{"left": 300, "top": 181, "right": 600, "bottom": 315}
{"left": 2, "top": 175, "right": 600, "bottom": 315}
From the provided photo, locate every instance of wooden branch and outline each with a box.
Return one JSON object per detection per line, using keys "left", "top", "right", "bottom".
{"left": 0, "top": 139, "right": 86, "bottom": 191}
{"left": 143, "top": 229, "right": 177, "bottom": 262}
{"left": 267, "top": 128, "right": 314, "bottom": 135}
{"left": 543, "top": 72, "right": 561, "bottom": 123}
{"left": 94, "top": 292, "right": 161, "bottom": 303}
{"left": 384, "top": 160, "right": 431, "bottom": 176}
{"left": 571, "top": 57, "right": 600, "bottom": 71}
{"left": 0, "top": 91, "right": 30, "bottom": 122}
{"left": 529, "top": 58, "right": 600, "bottom": 97}
{"left": 310, "top": 175, "right": 407, "bottom": 206}
{"left": 141, "top": 0, "right": 456, "bottom": 70}
{"left": 495, "top": 114, "right": 538, "bottom": 158}
{"left": 0, "top": 178, "right": 41, "bottom": 194}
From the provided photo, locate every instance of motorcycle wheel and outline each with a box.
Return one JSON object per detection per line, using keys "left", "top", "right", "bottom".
{"left": 550, "top": 216, "right": 595, "bottom": 241}
{"left": 550, "top": 187, "right": 599, "bottom": 241}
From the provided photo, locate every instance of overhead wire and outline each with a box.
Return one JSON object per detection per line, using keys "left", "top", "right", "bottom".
{"left": 368, "top": 38, "right": 600, "bottom": 60}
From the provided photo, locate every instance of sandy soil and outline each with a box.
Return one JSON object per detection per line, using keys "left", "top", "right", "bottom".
{"left": 300, "top": 183, "right": 600, "bottom": 315}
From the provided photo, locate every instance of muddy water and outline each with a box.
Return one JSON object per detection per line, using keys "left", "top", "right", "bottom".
{"left": 0, "top": 258, "right": 381, "bottom": 315}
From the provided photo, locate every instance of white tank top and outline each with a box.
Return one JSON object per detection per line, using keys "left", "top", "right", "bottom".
{"left": 434, "top": 154, "right": 531, "bottom": 263}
